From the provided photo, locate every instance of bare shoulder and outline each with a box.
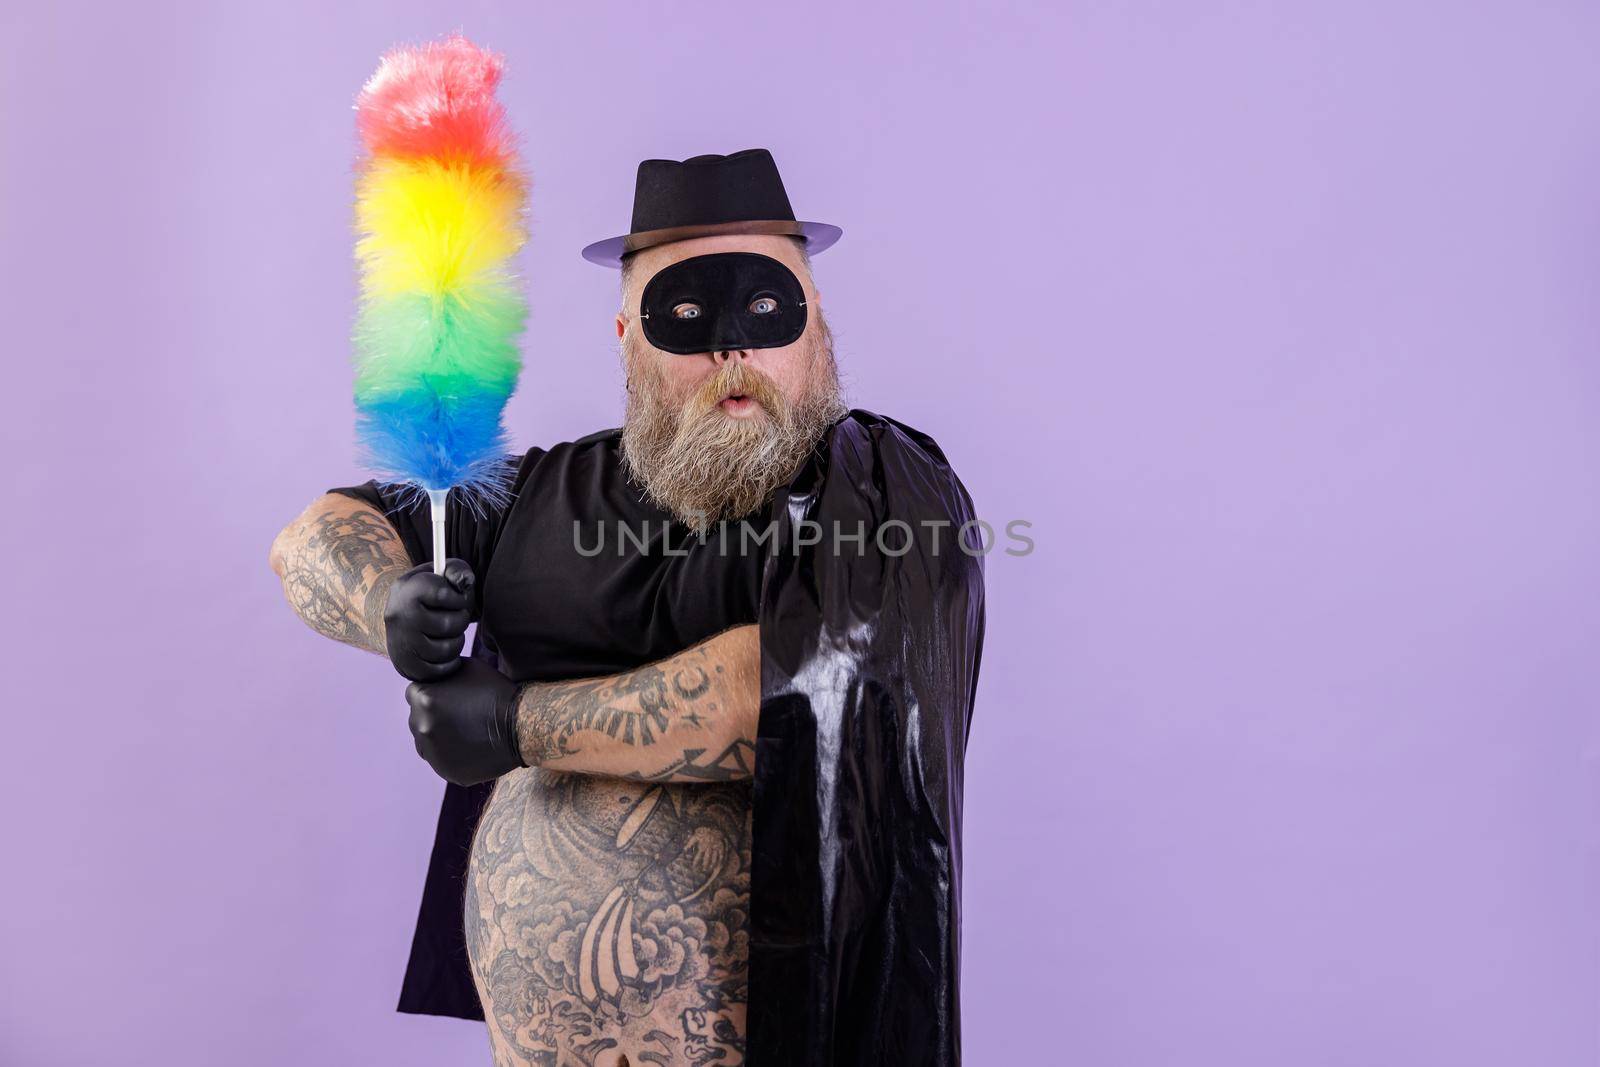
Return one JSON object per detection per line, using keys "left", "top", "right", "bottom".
{"left": 270, "top": 491, "right": 399, "bottom": 576}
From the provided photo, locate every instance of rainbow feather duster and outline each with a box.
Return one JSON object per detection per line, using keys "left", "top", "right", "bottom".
{"left": 351, "top": 35, "right": 528, "bottom": 572}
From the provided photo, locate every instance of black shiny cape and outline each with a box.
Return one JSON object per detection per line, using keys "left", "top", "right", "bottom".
{"left": 395, "top": 409, "right": 986, "bottom": 1064}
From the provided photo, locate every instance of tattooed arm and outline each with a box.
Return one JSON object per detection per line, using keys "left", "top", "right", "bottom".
{"left": 517, "top": 623, "right": 761, "bottom": 783}
{"left": 268, "top": 493, "right": 411, "bottom": 655}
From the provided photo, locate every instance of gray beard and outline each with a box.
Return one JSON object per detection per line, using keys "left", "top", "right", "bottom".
{"left": 619, "top": 334, "right": 848, "bottom": 535}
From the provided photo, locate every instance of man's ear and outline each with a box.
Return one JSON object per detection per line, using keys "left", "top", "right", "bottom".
{"left": 616, "top": 312, "right": 627, "bottom": 339}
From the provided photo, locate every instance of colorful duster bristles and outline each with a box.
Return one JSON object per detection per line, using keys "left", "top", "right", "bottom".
{"left": 351, "top": 35, "right": 527, "bottom": 565}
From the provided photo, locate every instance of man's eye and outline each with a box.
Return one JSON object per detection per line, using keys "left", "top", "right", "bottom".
{"left": 672, "top": 302, "right": 702, "bottom": 320}
{"left": 749, "top": 296, "right": 778, "bottom": 315}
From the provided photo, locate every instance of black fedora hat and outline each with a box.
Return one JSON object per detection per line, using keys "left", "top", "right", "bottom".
{"left": 580, "top": 147, "right": 842, "bottom": 268}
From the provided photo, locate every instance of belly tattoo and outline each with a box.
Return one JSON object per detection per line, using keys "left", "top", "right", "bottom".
{"left": 466, "top": 768, "right": 752, "bottom": 1067}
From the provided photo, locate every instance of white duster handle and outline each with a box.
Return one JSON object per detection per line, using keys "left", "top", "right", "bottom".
{"left": 428, "top": 488, "right": 449, "bottom": 576}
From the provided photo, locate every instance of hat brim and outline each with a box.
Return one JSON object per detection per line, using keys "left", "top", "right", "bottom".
{"left": 580, "top": 219, "right": 842, "bottom": 268}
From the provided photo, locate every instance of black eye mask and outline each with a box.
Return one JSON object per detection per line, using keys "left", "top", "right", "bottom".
{"left": 638, "top": 252, "right": 808, "bottom": 355}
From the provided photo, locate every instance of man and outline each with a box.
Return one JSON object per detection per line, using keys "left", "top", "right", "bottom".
{"left": 269, "top": 149, "right": 985, "bottom": 1066}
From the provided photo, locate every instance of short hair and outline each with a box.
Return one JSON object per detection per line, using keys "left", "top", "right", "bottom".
{"left": 620, "top": 235, "right": 813, "bottom": 305}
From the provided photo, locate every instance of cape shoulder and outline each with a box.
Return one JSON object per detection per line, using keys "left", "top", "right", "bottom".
{"left": 819, "top": 407, "right": 980, "bottom": 532}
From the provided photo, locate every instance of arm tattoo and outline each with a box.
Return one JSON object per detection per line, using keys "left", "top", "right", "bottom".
{"left": 275, "top": 504, "right": 410, "bottom": 654}
{"left": 516, "top": 628, "right": 759, "bottom": 783}
{"left": 622, "top": 739, "right": 757, "bottom": 785}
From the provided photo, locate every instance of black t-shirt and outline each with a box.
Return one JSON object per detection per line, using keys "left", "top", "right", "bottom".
{"left": 327, "top": 427, "right": 768, "bottom": 682}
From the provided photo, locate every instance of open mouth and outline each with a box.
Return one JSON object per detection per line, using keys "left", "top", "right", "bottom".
{"left": 718, "top": 393, "right": 758, "bottom": 414}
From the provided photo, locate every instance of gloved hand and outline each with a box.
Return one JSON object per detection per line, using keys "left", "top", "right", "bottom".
{"left": 405, "top": 656, "right": 528, "bottom": 786}
{"left": 383, "top": 559, "right": 475, "bottom": 682}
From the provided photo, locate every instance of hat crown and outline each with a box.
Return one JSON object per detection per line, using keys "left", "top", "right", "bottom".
{"left": 630, "top": 147, "right": 796, "bottom": 233}
{"left": 580, "top": 146, "right": 840, "bottom": 268}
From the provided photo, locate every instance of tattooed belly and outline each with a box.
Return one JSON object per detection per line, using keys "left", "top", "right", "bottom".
{"left": 466, "top": 767, "right": 752, "bottom": 1067}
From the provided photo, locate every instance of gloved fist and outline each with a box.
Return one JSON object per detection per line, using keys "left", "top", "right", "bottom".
{"left": 405, "top": 656, "right": 527, "bottom": 786}
{"left": 383, "top": 559, "right": 476, "bottom": 682}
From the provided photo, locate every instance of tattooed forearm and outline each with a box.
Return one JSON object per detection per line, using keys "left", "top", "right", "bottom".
{"left": 516, "top": 624, "right": 760, "bottom": 782}
{"left": 619, "top": 739, "right": 758, "bottom": 785}
{"left": 269, "top": 495, "right": 411, "bottom": 654}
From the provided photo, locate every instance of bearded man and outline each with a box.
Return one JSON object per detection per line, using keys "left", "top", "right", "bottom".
{"left": 269, "top": 149, "right": 986, "bottom": 1066}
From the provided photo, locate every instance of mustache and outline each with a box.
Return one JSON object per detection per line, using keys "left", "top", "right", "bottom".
{"left": 687, "top": 360, "right": 786, "bottom": 417}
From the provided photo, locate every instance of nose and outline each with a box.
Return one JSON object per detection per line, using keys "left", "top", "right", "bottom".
{"left": 711, "top": 348, "right": 751, "bottom": 364}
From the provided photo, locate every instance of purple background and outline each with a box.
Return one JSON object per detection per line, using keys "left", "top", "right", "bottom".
{"left": 4, "top": 2, "right": 1598, "bottom": 1064}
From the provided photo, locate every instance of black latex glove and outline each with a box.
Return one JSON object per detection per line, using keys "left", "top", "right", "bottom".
{"left": 383, "top": 559, "right": 475, "bottom": 682}
{"left": 405, "top": 656, "right": 528, "bottom": 786}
